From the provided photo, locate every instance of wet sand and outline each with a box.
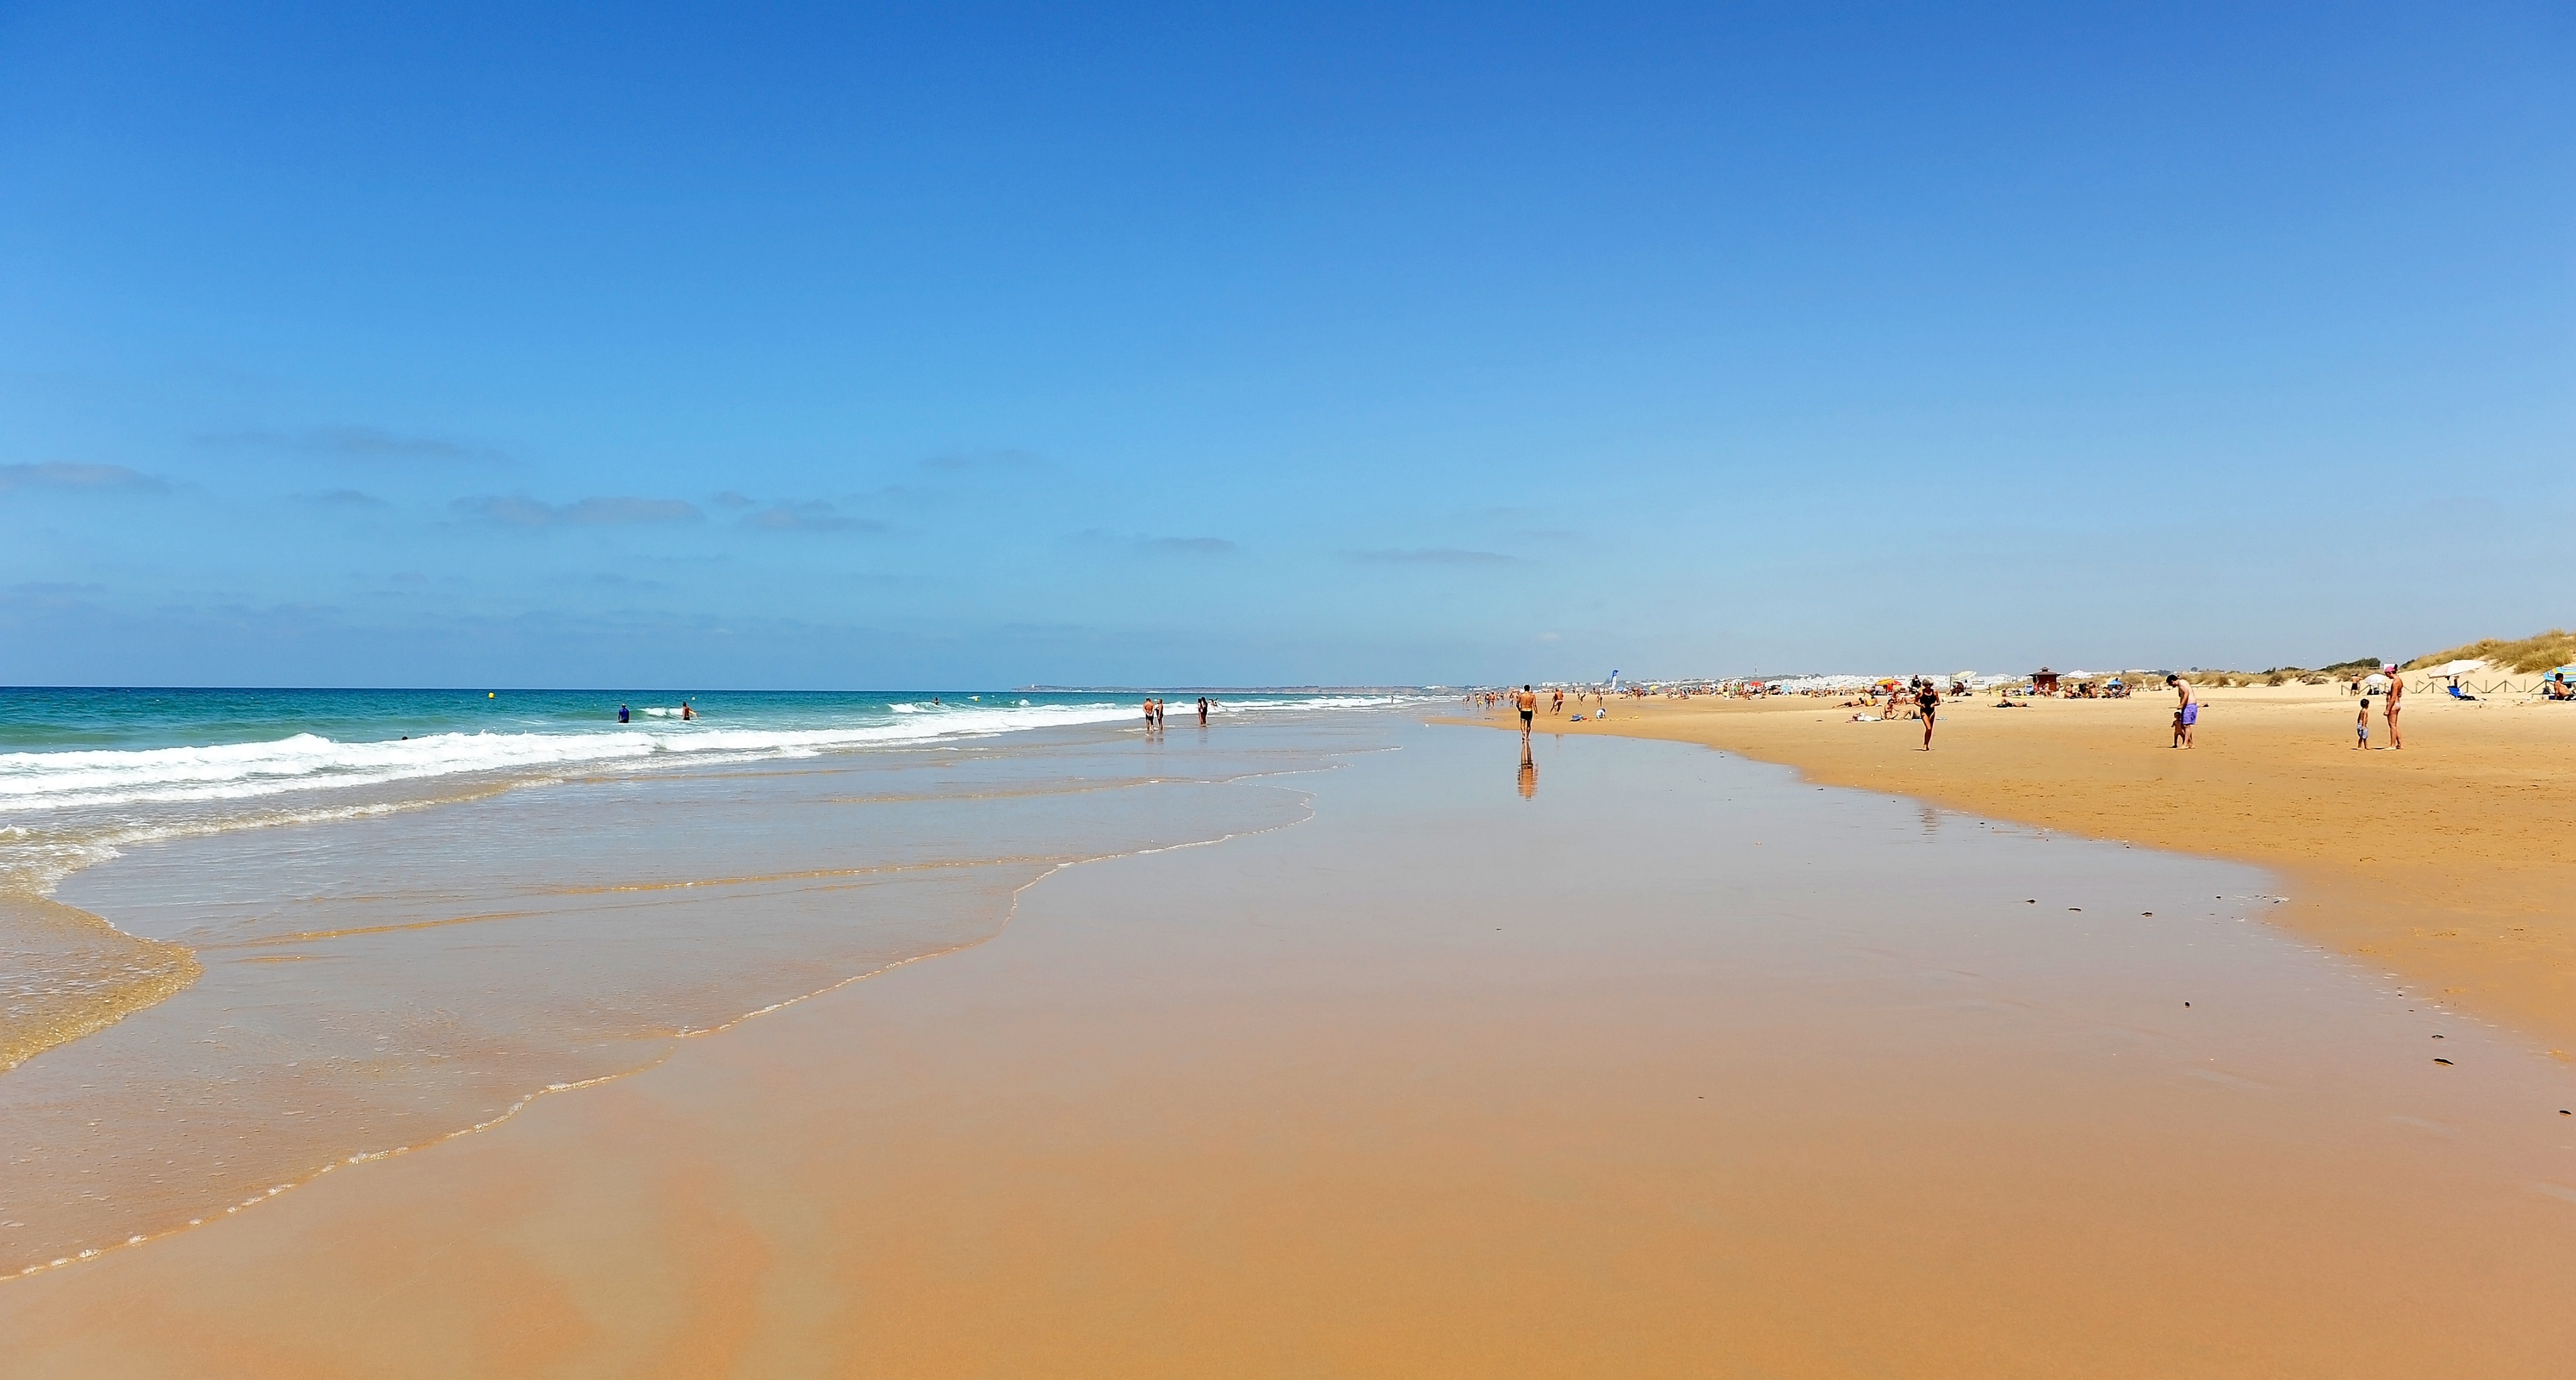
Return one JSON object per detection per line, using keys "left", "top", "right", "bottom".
{"left": 4, "top": 725, "right": 2571, "bottom": 1377}
{"left": 1492, "top": 686, "right": 2576, "bottom": 1053}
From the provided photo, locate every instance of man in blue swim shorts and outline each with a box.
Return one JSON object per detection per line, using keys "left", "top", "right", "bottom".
{"left": 2166, "top": 674, "right": 2197, "bottom": 749}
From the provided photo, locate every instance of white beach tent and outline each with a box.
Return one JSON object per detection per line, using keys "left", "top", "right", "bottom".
{"left": 2417, "top": 658, "right": 2487, "bottom": 679}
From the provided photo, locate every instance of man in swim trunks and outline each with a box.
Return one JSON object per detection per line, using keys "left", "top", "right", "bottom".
{"left": 1516, "top": 684, "right": 1538, "bottom": 739}
{"left": 2166, "top": 675, "right": 2194, "bottom": 748}
{"left": 2381, "top": 664, "right": 2403, "bottom": 749}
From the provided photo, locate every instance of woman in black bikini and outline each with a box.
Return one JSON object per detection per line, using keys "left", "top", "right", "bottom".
{"left": 1916, "top": 681, "right": 1940, "bottom": 750}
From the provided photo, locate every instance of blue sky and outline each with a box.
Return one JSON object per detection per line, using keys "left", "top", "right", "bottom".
{"left": 2, "top": 3, "right": 2568, "bottom": 688}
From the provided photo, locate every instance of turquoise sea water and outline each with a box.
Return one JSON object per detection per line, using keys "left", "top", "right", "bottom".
{"left": 0, "top": 686, "right": 1430, "bottom": 894}
{"left": 0, "top": 687, "right": 1391, "bottom": 753}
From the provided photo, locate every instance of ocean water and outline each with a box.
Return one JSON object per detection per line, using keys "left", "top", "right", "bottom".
{"left": 0, "top": 687, "right": 1417, "bottom": 820}
{"left": 1, "top": 689, "right": 1424, "bottom": 1273}
{"left": 0, "top": 688, "right": 1421, "bottom": 886}
{"left": 0, "top": 688, "right": 1421, "bottom": 1087}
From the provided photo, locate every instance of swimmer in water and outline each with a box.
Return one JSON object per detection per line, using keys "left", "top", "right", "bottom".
{"left": 618, "top": 704, "right": 630, "bottom": 723}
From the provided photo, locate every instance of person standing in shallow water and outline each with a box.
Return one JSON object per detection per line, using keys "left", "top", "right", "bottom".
{"left": 1196, "top": 696, "right": 1209, "bottom": 727}
{"left": 1515, "top": 684, "right": 1538, "bottom": 741}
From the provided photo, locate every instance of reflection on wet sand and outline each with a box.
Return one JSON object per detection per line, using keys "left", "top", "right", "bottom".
{"left": 1517, "top": 740, "right": 1538, "bottom": 798}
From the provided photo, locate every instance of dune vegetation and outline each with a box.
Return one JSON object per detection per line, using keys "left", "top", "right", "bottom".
{"left": 2404, "top": 629, "right": 2576, "bottom": 675}
{"left": 2169, "top": 633, "right": 2569, "bottom": 688}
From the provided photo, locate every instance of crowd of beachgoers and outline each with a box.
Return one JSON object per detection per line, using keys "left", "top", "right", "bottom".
{"left": 1464, "top": 656, "right": 2576, "bottom": 708}
{"left": 1462, "top": 653, "right": 2576, "bottom": 759}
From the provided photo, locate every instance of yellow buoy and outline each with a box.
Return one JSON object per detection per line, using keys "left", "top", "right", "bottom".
{"left": 488, "top": 692, "right": 495, "bottom": 698}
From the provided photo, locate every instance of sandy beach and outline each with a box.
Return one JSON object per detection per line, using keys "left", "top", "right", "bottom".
{"left": 1483, "top": 683, "right": 2576, "bottom": 1053}
{"left": 4, "top": 718, "right": 2571, "bottom": 1377}
{"left": 9, "top": 7, "right": 2567, "bottom": 1373}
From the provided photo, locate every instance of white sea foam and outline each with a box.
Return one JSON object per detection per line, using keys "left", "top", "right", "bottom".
{"left": 0, "top": 703, "right": 1156, "bottom": 814}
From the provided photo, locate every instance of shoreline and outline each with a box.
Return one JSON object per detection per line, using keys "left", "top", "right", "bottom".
{"left": 0, "top": 892, "right": 200, "bottom": 1074}
{"left": 1446, "top": 682, "right": 2576, "bottom": 1052}
{"left": 0, "top": 719, "right": 1356, "bottom": 1281}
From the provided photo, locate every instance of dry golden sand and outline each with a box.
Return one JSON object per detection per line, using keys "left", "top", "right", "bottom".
{"left": 1490, "top": 683, "right": 2576, "bottom": 1051}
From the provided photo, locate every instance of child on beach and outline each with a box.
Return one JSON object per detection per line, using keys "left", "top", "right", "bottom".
{"left": 2171, "top": 708, "right": 2186, "bottom": 747}
{"left": 2355, "top": 698, "right": 2371, "bottom": 749}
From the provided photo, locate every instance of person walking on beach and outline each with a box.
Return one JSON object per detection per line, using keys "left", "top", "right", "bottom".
{"left": 1196, "top": 696, "right": 1210, "bottom": 727}
{"left": 2382, "top": 664, "right": 2404, "bottom": 749}
{"left": 2355, "top": 697, "right": 2371, "bottom": 749}
{"left": 1515, "top": 684, "right": 1538, "bottom": 740}
{"left": 1142, "top": 697, "right": 1156, "bottom": 733}
{"left": 1916, "top": 680, "right": 1940, "bottom": 749}
{"left": 2166, "top": 674, "right": 2195, "bottom": 748}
